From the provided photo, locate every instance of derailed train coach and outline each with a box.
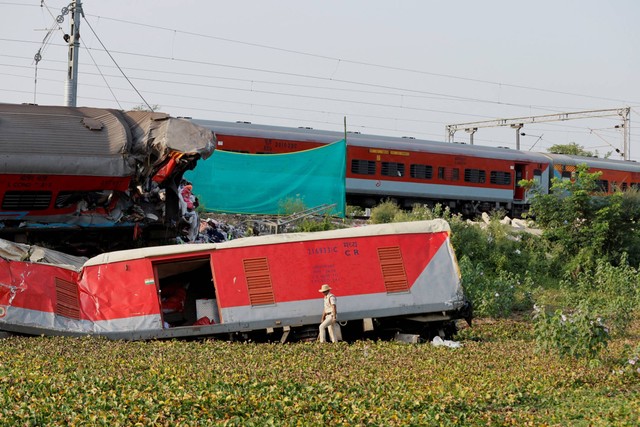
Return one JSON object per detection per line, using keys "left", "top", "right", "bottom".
{"left": 0, "top": 103, "right": 215, "bottom": 254}
{"left": 0, "top": 220, "right": 471, "bottom": 342}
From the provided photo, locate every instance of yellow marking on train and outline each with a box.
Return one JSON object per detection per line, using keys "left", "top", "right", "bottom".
{"left": 369, "top": 149, "right": 410, "bottom": 156}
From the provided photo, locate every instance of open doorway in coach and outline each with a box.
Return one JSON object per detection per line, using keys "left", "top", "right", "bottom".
{"left": 153, "top": 257, "right": 218, "bottom": 328}
{"left": 514, "top": 163, "right": 527, "bottom": 201}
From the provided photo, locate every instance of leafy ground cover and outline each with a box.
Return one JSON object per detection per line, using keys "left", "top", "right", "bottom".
{"left": 1, "top": 318, "right": 638, "bottom": 426}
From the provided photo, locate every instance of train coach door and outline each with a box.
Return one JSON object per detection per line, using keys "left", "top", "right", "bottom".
{"left": 153, "top": 256, "right": 218, "bottom": 328}
{"left": 514, "top": 164, "right": 526, "bottom": 201}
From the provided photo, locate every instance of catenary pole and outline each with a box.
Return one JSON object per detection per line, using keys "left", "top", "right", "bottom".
{"left": 64, "top": 0, "right": 82, "bottom": 107}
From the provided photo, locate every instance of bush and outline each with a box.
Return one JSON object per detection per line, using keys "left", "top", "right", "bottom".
{"left": 534, "top": 305, "right": 609, "bottom": 361}
{"left": 346, "top": 205, "right": 365, "bottom": 217}
{"left": 528, "top": 165, "right": 640, "bottom": 274}
{"left": 459, "top": 257, "right": 534, "bottom": 318}
{"left": 369, "top": 199, "right": 401, "bottom": 224}
{"left": 562, "top": 255, "right": 640, "bottom": 337}
{"left": 295, "top": 215, "right": 339, "bottom": 232}
{"left": 278, "top": 196, "right": 307, "bottom": 215}
{"left": 613, "top": 344, "right": 640, "bottom": 378}
{"left": 393, "top": 203, "right": 457, "bottom": 222}
{"left": 448, "top": 220, "right": 490, "bottom": 262}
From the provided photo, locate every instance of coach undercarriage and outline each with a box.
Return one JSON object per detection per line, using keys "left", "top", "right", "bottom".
{"left": 347, "top": 193, "right": 525, "bottom": 218}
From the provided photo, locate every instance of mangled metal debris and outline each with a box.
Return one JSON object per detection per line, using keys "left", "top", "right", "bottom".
{"left": 0, "top": 103, "right": 215, "bottom": 253}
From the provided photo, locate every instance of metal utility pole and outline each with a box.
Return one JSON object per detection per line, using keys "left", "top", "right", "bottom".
{"left": 446, "top": 107, "right": 632, "bottom": 159}
{"left": 465, "top": 127, "right": 477, "bottom": 145}
{"left": 620, "top": 108, "right": 631, "bottom": 161}
{"left": 511, "top": 124, "right": 523, "bottom": 150}
{"left": 64, "top": 0, "right": 82, "bottom": 107}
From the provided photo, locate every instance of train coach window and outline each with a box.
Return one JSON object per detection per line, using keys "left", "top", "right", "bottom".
{"left": 381, "top": 162, "right": 405, "bottom": 177}
{"left": 533, "top": 169, "right": 542, "bottom": 183}
{"left": 490, "top": 171, "right": 511, "bottom": 186}
{"left": 410, "top": 164, "right": 433, "bottom": 180}
{"left": 2, "top": 191, "right": 51, "bottom": 210}
{"left": 437, "top": 167, "right": 459, "bottom": 181}
{"left": 596, "top": 180, "right": 609, "bottom": 192}
{"left": 464, "top": 169, "right": 486, "bottom": 184}
{"left": 55, "top": 190, "right": 113, "bottom": 209}
{"left": 351, "top": 159, "right": 376, "bottom": 175}
{"left": 561, "top": 171, "right": 572, "bottom": 181}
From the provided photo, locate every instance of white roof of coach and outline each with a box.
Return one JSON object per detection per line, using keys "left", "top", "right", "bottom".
{"left": 192, "top": 119, "right": 551, "bottom": 164}
{"left": 84, "top": 219, "right": 451, "bottom": 267}
{"left": 542, "top": 153, "right": 640, "bottom": 173}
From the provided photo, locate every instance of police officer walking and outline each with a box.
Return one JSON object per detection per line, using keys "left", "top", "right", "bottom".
{"left": 318, "top": 284, "right": 338, "bottom": 343}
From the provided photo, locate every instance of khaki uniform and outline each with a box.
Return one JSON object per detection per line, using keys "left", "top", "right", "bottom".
{"left": 319, "top": 292, "right": 337, "bottom": 343}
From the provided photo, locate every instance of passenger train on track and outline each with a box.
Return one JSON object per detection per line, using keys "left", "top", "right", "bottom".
{"left": 192, "top": 119, "right": 640, "bottom": 216}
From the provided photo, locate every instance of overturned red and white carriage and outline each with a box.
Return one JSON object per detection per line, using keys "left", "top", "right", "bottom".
{"left": 0, "top": 220, "right": 470, "bottom": 341}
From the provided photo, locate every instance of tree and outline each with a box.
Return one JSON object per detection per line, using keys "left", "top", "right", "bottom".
{"left": 527, "top": 164, "right": 640, "bottom": 273}
{"left": 547, "top": 142, "right": 594, "bottom": 157}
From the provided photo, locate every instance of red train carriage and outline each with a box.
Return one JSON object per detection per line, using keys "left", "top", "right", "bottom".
{"left": 0, "top": 103, "right": 215, "bottom": 253}
{"left": 192, "top": 120, "right": 640, "bottom": 216}
{"left": 193, "top": 120, "right": 552, "bottom": 216}
{"left": 545, "top": 153, "right": 640, "bottom": 192}
{"left": 0, "top": 220, "right": 470, "bottom": 341}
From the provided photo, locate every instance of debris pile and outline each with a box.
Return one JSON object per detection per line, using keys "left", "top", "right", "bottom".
{"left": 475, "top": 212, "right": 543, "bottom": 236}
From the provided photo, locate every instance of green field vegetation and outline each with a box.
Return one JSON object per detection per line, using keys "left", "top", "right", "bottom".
{"left": 1, "top": 320, "right": 639, "bottom": 426}
{"left": 2, "top": 165, "right": 640, "bottom": 425}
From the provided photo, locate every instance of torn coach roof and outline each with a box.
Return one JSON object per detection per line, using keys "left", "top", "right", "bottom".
{"left": 0, "top": 103, "right": 216, "bottom": 254}
{"left": 0, "top": 104, "right": 215, "bottom": 177}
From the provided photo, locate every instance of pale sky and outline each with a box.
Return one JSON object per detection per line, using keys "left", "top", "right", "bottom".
{"left": 1, "top": 1, "right": 639, "bottom": 158}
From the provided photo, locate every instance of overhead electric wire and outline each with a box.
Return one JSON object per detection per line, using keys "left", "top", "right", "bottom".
{"left": 1, "top": 7, "right": 634, "bottom": 154}
{"left": 2, "top": 36, "right": 632, "bottom": 119}
{"left": 4, "top": 8, "right": 639, "bottom": 109}
{"left": 0, "top": 1, "right": 38, "bottom": 6}
{"left": 71, "top": 44, "right": 632, "bottom": 132}
{"left": 81, "top": 41, "right": 123, "bottom": 109}
{"left": 88, "top": 46, "right": 633, "bottom": 114}
{"left": 0, "top": 57, "right": 626, "bottom": 137}
{"left": 87, "top": 14, "right": 640, "bottom": 106}
{"left": 31, "top": 0, "right": 67, "bottom": 104}
{"left": 4, "top": 34, "right": 625, "bottom": 116}
{"left": 0, "top": 79, "right": 619, "bottom": 154}
{"left": 0, "top": 47, "right": 579, "bottom": 115}
{"left": 81, "top": 15, "right": 153, "bottom": 111}
{"left": 1, "top": 48, "right": 631, "bottom": 139}
{"left": 0, "top": 64, "right": 456, "bottom": 120}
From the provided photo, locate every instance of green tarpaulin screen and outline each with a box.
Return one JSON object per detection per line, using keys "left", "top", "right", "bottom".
{"left": 184, "top": 139, "right": 346, "bottom": 216}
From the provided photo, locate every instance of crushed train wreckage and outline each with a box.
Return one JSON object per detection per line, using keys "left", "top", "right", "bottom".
{"left": 0, "top": 103, "right": 215, "bottom": 255}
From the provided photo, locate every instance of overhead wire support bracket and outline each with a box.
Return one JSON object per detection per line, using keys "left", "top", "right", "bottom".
{"left": 445, "top": 107, "right": 631, "bottom": 159}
